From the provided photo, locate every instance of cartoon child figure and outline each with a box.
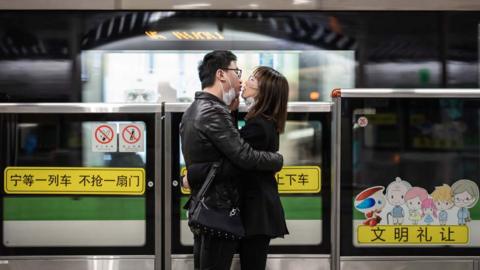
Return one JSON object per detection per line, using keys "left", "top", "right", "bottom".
{"left": 421, "top": 198, "right": 437, "bottom": 225}
{"left": 405, "top": 187, "right": 429, "bottom": 225}
{"left": 452, "top": 179, "right": 479, "bottom": 225}
{"left": 386, "top": 177, "right": 412, "bottom": 225}
{"left": 355, "top": 186, "right": 386, "bottom": 226}
{"left": 431, "top": 184, "right": 454, "bottom": 225}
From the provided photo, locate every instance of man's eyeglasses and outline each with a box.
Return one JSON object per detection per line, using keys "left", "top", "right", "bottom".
{"left": 221, "top": 68, "right": 242, "bottom": 78}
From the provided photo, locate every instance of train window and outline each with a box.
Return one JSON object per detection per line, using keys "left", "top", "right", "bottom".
{"left": 0, "top": 114, "right": 155, "bottom": 255}
{"left": 82, "top": 50, "right": 353, "bottom": 103}
{"left": 340, "top": 97, "right": 480, "bottom": 256}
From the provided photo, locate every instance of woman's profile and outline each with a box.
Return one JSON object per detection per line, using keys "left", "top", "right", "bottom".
{"left": 238, "top": 66, "right": 289, "bottom": 270}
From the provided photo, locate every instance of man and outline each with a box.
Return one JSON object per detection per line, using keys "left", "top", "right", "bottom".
{"left": 180, "top": 50, "right": 283, "bottom": 270}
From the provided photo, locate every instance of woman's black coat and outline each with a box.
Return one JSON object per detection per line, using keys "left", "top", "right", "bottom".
{"left": 239, "top": 115, "right": 289, "bottom": 238}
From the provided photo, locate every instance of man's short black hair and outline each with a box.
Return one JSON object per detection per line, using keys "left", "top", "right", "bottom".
{"left": 198, "top": 50, "right": 237, "bottom": 89}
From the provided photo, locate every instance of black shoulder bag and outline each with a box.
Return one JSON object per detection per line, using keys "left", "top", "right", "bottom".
{"left": 187, "top": 160, "right": 245, "bottom": 240}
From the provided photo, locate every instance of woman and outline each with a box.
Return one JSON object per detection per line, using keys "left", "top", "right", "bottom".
{"left": 238, "top": 66, "right": 289, "bottom": 270}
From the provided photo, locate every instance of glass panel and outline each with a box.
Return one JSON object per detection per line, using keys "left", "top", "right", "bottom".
{"left": 350, "top": 98, "right": 480, "bottom": 248}
{"left": 81, "top": 50, "right": 354, "bottom": 103}
{"left": 178, "top": 119, "right": 323, "bottom": 246}
{"left": 2, "top": 115, "right": 149, "bottom": 248}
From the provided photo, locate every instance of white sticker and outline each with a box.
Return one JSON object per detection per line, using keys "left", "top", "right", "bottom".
{"left": 119, "top": 123, "right": 145, "bottom": 152}
{"left": 92, "top": 123, "right": 117, "bottom": 152}
{"left": 357, "top": 116, "right": 368, "bottom": 127}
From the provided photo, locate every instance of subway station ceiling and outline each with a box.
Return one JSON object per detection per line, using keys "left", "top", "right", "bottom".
{"left": 0, "top": 12, "right": 478, "bottom": 61}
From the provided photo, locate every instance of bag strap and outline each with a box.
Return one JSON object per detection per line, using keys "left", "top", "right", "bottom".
{"left": 193, "top": 159, "right": 224, "bottom": 202}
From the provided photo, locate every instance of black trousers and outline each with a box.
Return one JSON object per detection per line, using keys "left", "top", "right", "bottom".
{"left": 193, "top": 233, "right": 237, "bottom": 270}
{"left": 239, "top": 235, "right": 271, "bottom": 270}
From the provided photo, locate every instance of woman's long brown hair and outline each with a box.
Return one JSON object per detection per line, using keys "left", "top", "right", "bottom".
{"left": 245, "top": 66, "right": 289, "bottom": 133}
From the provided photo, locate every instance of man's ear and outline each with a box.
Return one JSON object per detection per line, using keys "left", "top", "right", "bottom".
{"left": 216, "top": 69, "right": 226, "bottom": 82}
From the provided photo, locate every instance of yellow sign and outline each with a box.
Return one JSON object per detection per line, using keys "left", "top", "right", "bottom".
{"left": 357, "top": 225, "right": 468, "bottom": 244}
{"left": 413, "top": 137, "right": 464, "bottom": 149}
{"left": 4, "top": 167, "right": 145, "bottom": 195}
{"left": 276, "top": 166, "right": 321, "bottom": 193}
{"left": 145, "top": 31, "right": 225, "bottom": 41}
{"left": 145, "top": 31, "right": 167, "bottom": 40}
{"left": 172, "top": 31, "right": 224, "bottom": 40}
{"left": 180, "top": 165, "right": 321, "bottom": 194}
{"left": 367, "top": 113, "right": 397, "bottom": 125}
{"left": 410, "top": 113, "right": 426, "bottom": 125}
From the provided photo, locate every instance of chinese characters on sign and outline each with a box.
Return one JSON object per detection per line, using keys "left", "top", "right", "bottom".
{"left": 5, "top": 167, "right": 145, "bottom": 195}
{"left": 274, "top": 166, "right": 321, "bottom": 193}
{"left": 357, "top": 225, "right": 468, "bottom": 244}
{"left": 145, "top": 31, "right": 225, "bottom": 41}
{"left": 180, "top": 166, "right": 321, "bottom": 194}
{"left": 354, "top": 177, "right": 478, "bottom": 246}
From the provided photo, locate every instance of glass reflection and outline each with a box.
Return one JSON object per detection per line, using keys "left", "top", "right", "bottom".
{"left": 3, "top": 116, "right": 147, "bottom": 247}
{"left": 351, "top": 98, "right": 480, "bottom": 247}
{"left": 81, "top": 50, "right": 354, "bottom": 103}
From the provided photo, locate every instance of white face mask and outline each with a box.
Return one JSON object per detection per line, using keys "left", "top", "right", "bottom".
{"left": 220, "top": 76, "right": 236, "bottom": 105}
{"left": 243, "top": 96, "right": 256, "bottom": 111}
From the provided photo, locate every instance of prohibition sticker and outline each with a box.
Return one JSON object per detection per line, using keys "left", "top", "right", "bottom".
{"left": 119, "top": 123, "right": 145, "bottom": 152}
{"left": 92, "top": 124, "right": 117, "bottom": 152}
{"left": 357, "top": 116, "right": 368, "bottom": 127}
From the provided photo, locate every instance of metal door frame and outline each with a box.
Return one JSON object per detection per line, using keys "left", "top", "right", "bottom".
{"left": 164, "top": 101, "right": 333, "bottom": 270}
{"left": 1, "top": 0, "right": 480, "bottom": 10}
{"left": 331, "top": 89, "right": 480, "bottom": 270}
{"left": 0, "top": 103, "right": 161, "bottom": 270}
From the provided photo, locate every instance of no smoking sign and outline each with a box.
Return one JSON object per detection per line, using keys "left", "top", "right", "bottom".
{"left": 92, "top": 124, "right": 117, "bottom": 152}
{"left": 119, "top": 123, "right": 145, "bottom": 152}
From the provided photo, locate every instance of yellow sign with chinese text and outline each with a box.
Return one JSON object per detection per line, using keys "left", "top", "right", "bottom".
{"left": 4, "top": 167, "right": 145, "bottom": 195}
{"left": 367, "top": 113, "right": 397, "bottom": 125}
{"left": 357, "top": 225, "right": 468, "bottom": 244}
{"left": 180, "top": 165, "right": 321, "bottom": 194}
{"left": 413, "top": 137, "right": 464, "bottom": 149}
{"left": 145, "top": 31, "right": 225, "bottom": 41}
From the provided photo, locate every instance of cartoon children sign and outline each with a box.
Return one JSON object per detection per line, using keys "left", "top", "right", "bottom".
{"left": 421, "top": 198, "right": 437, "bottom": 225}
{"left": 355, "top": 178, "right": 479, "bottom": 227}
{"left": 452, "top": 179, "right": 479, "bottom": 225}
{"left": 385, "top": 177, "right": 411, "bottom": 225}
{"left": 405, "top": 187, "right": 429, "bottom": 225}
{"left": 354, "top": 186, "right": 386, "bottom": 226}
{"left": 431, "top": 184, "right": 453, "bottom": 225}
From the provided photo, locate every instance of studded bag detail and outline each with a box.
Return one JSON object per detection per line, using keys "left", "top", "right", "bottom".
{"left": 187, "top": 160, "right": 245, "bottom": 240}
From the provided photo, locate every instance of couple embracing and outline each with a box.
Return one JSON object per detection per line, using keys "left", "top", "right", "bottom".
{"left": 180, "top": 50, "right": 289, "bottom": 270}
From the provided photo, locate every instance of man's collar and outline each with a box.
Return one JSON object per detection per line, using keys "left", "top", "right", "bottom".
{"left": 195, "top": 91, "right": 225, "bottom": 105}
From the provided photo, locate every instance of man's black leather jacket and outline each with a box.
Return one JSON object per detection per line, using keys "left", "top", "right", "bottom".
{"left": 180, "top": 91, "right": 283, "bottom": 209}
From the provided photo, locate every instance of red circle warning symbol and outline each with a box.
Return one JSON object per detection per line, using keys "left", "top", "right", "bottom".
{"left": 95, "top": 125, "right": 115, "bottom": 144}
{"left": 122, "top": 125, "right": 141, "bottom": 144}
